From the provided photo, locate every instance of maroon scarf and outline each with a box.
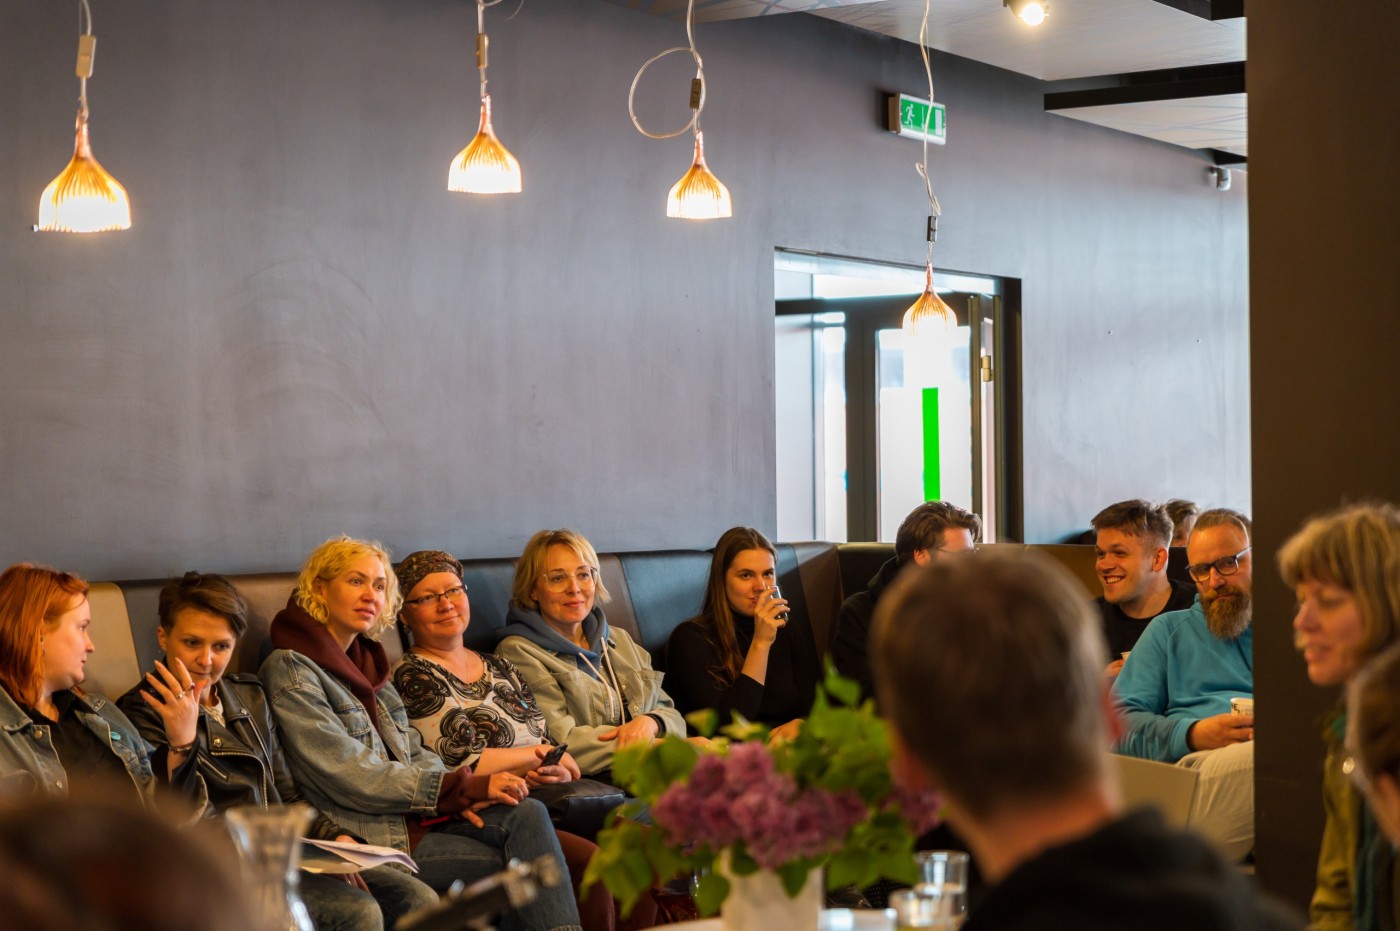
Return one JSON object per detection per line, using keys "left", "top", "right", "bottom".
{"left": 270, "top": 597, "right": 394, "bottom": 750}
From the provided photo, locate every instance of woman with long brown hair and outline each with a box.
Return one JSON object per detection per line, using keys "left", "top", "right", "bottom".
{"left": 665, "top": 527, "right": 820, "bottom": 737}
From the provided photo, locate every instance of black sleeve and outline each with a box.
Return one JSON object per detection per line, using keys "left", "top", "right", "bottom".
{"left": 665, "top": 619, "right": 765, "bottom": 728}
{"left": 832, "top": 594, "right": 876, "bottom": 703}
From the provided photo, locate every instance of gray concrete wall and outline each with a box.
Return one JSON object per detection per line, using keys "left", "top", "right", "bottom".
{"left": 0, "top": 0, "right": 1248, "bottom": 577}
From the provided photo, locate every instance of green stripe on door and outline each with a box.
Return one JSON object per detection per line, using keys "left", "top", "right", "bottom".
{"left": 922, "top": 387, "right": 941, "bottom": 501}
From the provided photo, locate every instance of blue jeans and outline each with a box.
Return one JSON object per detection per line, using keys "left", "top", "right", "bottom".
{"left": 414, "top": 799, "right": 581, "bottom": 931}
{"left": 300, "top": 865, "right": 438, "bottom": 930}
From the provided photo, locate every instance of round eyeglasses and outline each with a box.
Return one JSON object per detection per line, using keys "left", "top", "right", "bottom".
{"left": 540, "top": 568, "right": 598, "bottom": 593}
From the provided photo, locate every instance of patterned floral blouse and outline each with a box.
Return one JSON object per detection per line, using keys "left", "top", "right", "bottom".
{"left": 393, "top": 651, "right": 551, "bottom": 770}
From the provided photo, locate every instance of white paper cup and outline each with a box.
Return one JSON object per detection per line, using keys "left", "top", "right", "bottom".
{"left": 1231, "top": 697, "right": 1254, "bottom": 716}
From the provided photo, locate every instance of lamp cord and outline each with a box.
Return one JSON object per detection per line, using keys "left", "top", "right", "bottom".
{"left": 917, "top": 0, "right": 942, "bottom": 266}
{"left": 77, "top": 0, "right": 92, "bottom": 116}
{"left": 628, "top": 0, "right": 705, "bottom": 140}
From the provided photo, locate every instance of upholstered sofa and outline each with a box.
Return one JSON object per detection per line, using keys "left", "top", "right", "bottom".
{"left": 78, "top": 542, "right": 1111, "bottom": 703}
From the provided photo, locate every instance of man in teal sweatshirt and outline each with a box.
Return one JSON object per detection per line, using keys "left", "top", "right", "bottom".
{"left": 1114, "top": 508, "right": 1255, "bottom": 862}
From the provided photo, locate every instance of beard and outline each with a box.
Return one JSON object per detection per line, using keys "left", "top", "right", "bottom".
{"left": 1202, "top": 583, "right": 1252, "bottom": 640}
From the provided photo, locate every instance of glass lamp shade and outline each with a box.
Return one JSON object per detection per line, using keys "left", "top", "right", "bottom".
{"left": 667, "top": 131, "right": 732, "bottom": 219}
{"left": 448, "top": 95, "right": 522, "bottom": 194}
{"left": 902, "top": 269, "right": 956, "bottom": 337}
{"left": 36, "top": 110, "right": 130, "bottom": 233}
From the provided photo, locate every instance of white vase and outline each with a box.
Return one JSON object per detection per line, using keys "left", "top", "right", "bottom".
{"left": 719, "top": 854, "right": 822, "bottom": 931}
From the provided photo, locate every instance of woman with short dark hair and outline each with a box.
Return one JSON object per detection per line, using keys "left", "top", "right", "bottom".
{"left": 118, "top": 570, "right": 438, "bottom": 931}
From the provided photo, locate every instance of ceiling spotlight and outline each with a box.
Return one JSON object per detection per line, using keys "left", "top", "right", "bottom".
{"left": 1004, "top": 0, "right": 1049, "bottom": 25}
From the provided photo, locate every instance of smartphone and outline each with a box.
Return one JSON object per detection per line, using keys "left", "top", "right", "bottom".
{"left": 540, "top": 743, "right": 568, "bottom": 767}
{"left": 768, "top": 585, "right": 790, "bottom": 622}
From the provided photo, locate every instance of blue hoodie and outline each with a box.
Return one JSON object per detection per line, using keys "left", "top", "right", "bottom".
{"left": 499, "top": 604, "right": 613, "bottom": 680}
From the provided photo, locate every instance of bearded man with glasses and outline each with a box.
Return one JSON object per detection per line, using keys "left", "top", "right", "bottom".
{"left": 1114, "top": 508, "right": 1256, "bottom": 862}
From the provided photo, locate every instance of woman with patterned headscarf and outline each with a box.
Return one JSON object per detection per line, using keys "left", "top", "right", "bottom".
{"left": 392, "top": 549, "right": 656, "bottom": 931}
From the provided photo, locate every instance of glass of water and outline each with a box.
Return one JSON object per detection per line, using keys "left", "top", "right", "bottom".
{"left": 914, "top": 849, "right": 970, "bottom": 926}
{"left": 890, "top": 888, "right": 953, "bottom": 930}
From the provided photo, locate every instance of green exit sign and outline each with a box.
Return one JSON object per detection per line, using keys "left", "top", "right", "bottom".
{"left": 887, "top": 94, "right": 947, "bottom": 145}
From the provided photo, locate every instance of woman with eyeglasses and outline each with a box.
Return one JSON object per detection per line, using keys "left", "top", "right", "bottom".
{"left": 495, "top": 530, "right": 684, "bottom": 781}
{"left": 1280, "top": 502, "right": 1400, "bottom": 931}
{"left": 665, "top": 527, "right": 819, "bottom": 740}
{"left": 258, "top": 536, "right": 581, "bottom": 931}
{"left": 392, "top": 549, "right": 657, "bottom": 931}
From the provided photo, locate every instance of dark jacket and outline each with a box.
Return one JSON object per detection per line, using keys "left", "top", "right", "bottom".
{"left": 118, "top": 670, "right": 343, "bottom": 839}
{"left": 963, "top": 809, "right": 1303, "bottom": 931}
{"left": 832, "top": 556, "right": 904, "bottom": 703}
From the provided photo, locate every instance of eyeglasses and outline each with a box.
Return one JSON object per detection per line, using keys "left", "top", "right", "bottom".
{"left": 403, "top": 585, "right": 467, "bottom": 609}
{"left": 1186, "top": 546, "right": 1252, "bottom": 582}
{"left": 541, "top": 568, "right": 598, "bottom": 593}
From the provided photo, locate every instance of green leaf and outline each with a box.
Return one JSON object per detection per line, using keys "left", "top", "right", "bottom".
{"left": 694, "top": 871, "right": 730, "bottom": 917}
{"left": 686, "top": 707, "right": 719, "bottom": 737}
{"left": 777, "top": 860, "right": 816, "bottom": 898}
{"left": 824, "top": 664, "right": 861, "bottom": 708}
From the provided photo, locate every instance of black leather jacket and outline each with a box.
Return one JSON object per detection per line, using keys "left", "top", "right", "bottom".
{"left": 117, "top": 670, "right": 343, "bottom": 839}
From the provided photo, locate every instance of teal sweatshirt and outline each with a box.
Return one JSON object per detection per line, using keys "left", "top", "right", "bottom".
{"left": 1113, "top": 598, "right": 1253, "bottom": 762}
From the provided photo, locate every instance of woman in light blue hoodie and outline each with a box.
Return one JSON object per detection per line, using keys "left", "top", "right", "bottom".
{"left": 495, "top": 530, "right": 684, "bottom": 780}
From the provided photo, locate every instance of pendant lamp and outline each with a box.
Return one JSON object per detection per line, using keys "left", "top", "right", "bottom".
{"left": 36, "top": 2, "right": 130, "bottom": 233}
{"left": 448, "top": 2, "right": 521, "bottom": 195}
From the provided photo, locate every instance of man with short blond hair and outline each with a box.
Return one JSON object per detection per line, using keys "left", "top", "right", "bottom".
{"left": 1091, "top": 499, "right": 1196, "bottom": 676}
{"left": 871, "top": 549, "right": 1298, "bottom": 930}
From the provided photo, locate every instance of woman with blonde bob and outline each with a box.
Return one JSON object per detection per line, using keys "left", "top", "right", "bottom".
{"left": 0, "top": 563, "right": 203, "bottom": 806}
{"left": 259, "top": 536, "right": 581, "bottom": 931}
{"left": 1280, "top": 501, "right": 1400, "bottom": 931}
{"left": 496, "top": 530, "right": 683, "bottom": 779}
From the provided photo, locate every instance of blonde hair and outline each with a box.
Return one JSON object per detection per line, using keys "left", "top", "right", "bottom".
{"left": 1279, "top": 502, "right": 1400, "bottom": 667}
{"left": 295, "top": 536, "right": 401, "bottom": 638}
{"left": 511, "top": 529, "right": 611, "bottom": 611}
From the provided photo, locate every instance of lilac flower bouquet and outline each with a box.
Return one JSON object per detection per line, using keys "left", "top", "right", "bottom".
{"left": 583, "top": 670, "right": 942, "bottom": 916}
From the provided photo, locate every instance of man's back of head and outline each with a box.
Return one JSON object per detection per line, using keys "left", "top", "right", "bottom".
{"left": 873, "top": 548, "right": 1109, "bottom": 821}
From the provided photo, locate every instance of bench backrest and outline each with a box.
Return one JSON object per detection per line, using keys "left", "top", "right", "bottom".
{"left": 80, "top": 541, "right": 1103, "bottom": 701}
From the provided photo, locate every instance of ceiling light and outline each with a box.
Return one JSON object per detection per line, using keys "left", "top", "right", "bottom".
{"left": 630, "top": 0, "right": 732, "bottom": 220}
{"left": 448, "top": 1, "right": 521, "bottom": 195}
{"left": 1004, "top": 0, "right": 1049, "bottom": 26}
{"left": 903, "top": 263, "right": 957, "bottom": 338}
{"left": 36, "top": 0, "right": 130, "bottom": 234}
{"left": 667, "top": 131, "right": 731, "bottom": 219}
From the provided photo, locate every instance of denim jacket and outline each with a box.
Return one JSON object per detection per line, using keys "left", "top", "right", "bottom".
{"left": 259, "top": 648, "right": 447, "bottom": 853}
{"left": 0, "top": 683, "right": 181, "bottom": 805}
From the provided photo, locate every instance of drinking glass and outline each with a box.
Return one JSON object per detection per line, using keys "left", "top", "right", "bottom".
{"left": 914, "top": 849, "right": 970, "bottom": 926}
{"left": 890, "top": 888, "right": 955, "bottom": 930}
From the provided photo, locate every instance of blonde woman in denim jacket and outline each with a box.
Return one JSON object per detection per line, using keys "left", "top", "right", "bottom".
{"left": 259, "top": 536, "right": 580, "bottom": 931}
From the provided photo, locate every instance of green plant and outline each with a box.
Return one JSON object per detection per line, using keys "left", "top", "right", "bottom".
{"left": 582, "top": 668, "right": 941, "bottom": 916}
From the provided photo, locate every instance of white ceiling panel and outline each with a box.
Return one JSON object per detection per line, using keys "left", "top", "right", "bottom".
{"left": 1051, "top": 92, "right": 1247, "bottom": 154}
{"left": 810, "top": 0, "right": 1244, "bottom": 81}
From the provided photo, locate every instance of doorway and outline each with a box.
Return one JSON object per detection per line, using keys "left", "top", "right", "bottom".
{"left": 774, "top": 251, "right": 1020, "bottom": 543}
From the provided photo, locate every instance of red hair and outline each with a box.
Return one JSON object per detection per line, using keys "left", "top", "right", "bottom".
{"left": 0, "top": 564, "right": 89, "bottom": 707}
